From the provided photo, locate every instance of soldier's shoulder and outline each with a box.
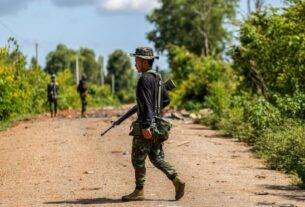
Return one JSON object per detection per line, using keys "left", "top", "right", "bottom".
{"left": 141, "top": 72, "right": 156, "bottom": 81}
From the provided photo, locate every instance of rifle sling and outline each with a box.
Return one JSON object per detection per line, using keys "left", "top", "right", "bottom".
{"left": 147, "top": 71, "right": 162, "bottom": 117}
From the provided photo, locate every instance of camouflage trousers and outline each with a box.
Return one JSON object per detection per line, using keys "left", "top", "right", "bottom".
{"left": 48, "top": 99, "right": 57, "bottom": 116}
{"left": 132, "top": 136, "right": 177, "bottom": 188}
{"left": 81, "top": 97, "right": 87, "bottom": 114}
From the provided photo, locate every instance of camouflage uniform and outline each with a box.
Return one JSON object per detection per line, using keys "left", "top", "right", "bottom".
{"left": 132, "top": 135, "right": 177, "bottom": 188}
{"left": 77, "top": 74, "right": 88, "bottom": 117}
{"left": 47, "top": 74, "right": 59, "bottom": 117}
{"left": 131, "top": 68, "right": 177, "bottom": 189}
{"left": 126, "top": 47, "right": 183, "bottom": 196}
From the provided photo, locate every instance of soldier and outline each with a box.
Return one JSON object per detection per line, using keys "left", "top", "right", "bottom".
{"left": 77, "top": 74, "right": 88, "bottom": 118}
{"left": 47, "top": 74, "right": 59, "bottom": 118}
{"left": 122, "top": 47, "right": 185, "bottom": 202}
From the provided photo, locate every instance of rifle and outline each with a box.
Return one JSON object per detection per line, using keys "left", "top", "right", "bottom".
{"left": 101, "top": 80, "right": 176, "bottom": 136}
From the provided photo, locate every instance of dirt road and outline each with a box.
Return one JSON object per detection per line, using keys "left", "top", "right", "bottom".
{"left": 0, "top": 109, "right": 304, "bottom": 207}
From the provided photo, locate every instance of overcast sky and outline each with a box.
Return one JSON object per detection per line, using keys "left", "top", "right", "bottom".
{"left": 0, "top": 0, "right": 284, "bottom": 69}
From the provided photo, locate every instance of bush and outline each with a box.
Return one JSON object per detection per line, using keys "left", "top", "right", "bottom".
{"left": 167, "top": 1, "right": 305, "bottom": 185}
{"left": 169, "top": 46, "right": 236, "bottom": 111}
{"left": 88, "top": 84, "right": 119, "bottom": 107}
{"left": 275, "top": 92, "right": 305, "bottom": 119}
{"left": 0, "top": 47, "right": 49, "bottom": 120}
{"left": 246, "top": 97, "right": 282, "bottom": 132}
{"left": 0, "top": 46, "right": 119, "bottom": 125}
{"left": 55, "top": 69, "right": 119, "bottom": 109}
{"left": 56, "top": 70, "right": 80, "bottom": 109}
{"left": 256, "top": 122, "right": 305, "bottom": 183}
{"left": 219, "top": 107, "right": 254, "bottom": 141}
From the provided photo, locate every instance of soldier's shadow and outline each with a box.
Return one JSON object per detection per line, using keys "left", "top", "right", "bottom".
{"left": 44, "top": 198, "right": 122, "bottom": 205}
{"left": 44, "top": 197, "right": 175, "bottom": 205}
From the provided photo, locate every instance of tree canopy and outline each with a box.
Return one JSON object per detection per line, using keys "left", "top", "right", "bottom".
{"left": 45, "top": 44, "right": 74, "bottom": 75}
{"left": 147, "top": 0, "right": 238, "bottom": 57}
{"left": 45, "top": 44, "right": 102, "bottom": 84}
{"left": 106, "top": 49, "right": 135, "bottom": 103}
{"left": 232, "top": 0, "right": 305, "bottom": 96}
{"left": 79, "top": 48, "right": 101, "bottom": 84}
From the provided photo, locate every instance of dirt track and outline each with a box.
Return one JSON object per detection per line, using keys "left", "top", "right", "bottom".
{"left": 0, "top": 109, "right": 304, "bottom": 207}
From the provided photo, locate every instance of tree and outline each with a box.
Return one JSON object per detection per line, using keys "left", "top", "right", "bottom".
{"left": 147, "top": 0, "right": 238, "bottom": 57}
{"left": 231, "top": 1, "right": 305, "bottom": 96}
{"left": 106, "top": 49, "right": 135, "bottom": 103}
{"left": 45, "top": 44, "right": 103, "bottom": 84}
{"left": 30, "top": 56, "right": 41, "bottom": 70}
{"left": 254, "top": 0, "right": 265, "bottom": 12}
{"left": 45, "top": 44, "right": 75, "bottom": 75}
{"left": 247, "top": 0, "right": 266, "bottom": 13}
{"left": 79, "top": 48, "right": 101, "bottom": 84}
{"left": 5, "top": 37, "right": 27, "bottom": 71}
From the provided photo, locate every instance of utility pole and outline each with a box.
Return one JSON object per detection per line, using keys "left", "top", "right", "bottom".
{"left": 98, "top": 56, "right": 104, "bottom": 85}
{"left": 35, "top": 43, "right": 38, "bottom": 69}
{"left": 76, "top": 54, "right": 80, "bottom": 84}
{"left": 101, "top": 65, "right": 104, "bottom": 85}
{"left": 111, "top": 74, "right": 115, "bottom": 94}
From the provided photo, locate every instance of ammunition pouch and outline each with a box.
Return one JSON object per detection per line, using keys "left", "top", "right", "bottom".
{"left": 151, "top": 116, "right": 172, "bottom": 142}
{"left": 129, "top": 121, "right": 142, "bottom": 136}
{"left": 129, "top": 118, "right": 172, "bottom": 142}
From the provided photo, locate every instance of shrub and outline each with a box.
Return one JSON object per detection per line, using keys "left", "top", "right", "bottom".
{"left": 0, "top": 46, "right": 119, "bottom": 124}
{"left": 88, "top": 84, "right": 118, "bottom": 107}
{"left": 169, "top": 46, "right": 236, "bottom": 111}
{"left": 0, "top": 48, "right": 49, "bottom": 120}
{"left": 246, "top": 97, "right": 282, "bottom": 132}
{"left": 56, "top": 70, "right": 80, "bottom": 109}
{"left": 275, "top": 92, "right": 305, "bottom": 119}
{"left": 256, "top": 122, "right": 305, "bottom": 183}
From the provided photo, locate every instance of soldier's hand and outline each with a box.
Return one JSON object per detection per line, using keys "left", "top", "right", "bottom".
{"left": 142, "top": 128, "right": 152, "bottom": 139}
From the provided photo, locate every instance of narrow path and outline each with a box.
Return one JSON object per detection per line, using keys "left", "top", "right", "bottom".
{"left": 0, "top": 111, "right": 304, "bottom": 207}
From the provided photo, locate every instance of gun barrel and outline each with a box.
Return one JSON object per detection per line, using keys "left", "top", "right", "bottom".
{"left": 101, "top": 125, "right": 114, "bottom": 136}
{"left": 113, "top": 105, "right": 138, "bottom": 126}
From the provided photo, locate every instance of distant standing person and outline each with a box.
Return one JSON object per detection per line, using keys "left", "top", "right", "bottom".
{"left": 47, "top": 74, "right": 59, "bottom": 118}
{"left": 77, "top": 74, "right": 88, "bottom": 118}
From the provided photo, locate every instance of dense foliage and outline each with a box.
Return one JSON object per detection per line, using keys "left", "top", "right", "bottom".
{"left": 45, "top": 45, "right": 135, "bottom": 104}
{"left": 150, "top": 0, "right": 305, "bottom": 185}
{"left": 147, "top": 0, "right": 238, "bottom": 56}
{"left": 168, "top": 46, "right": 236, "bottom": 112}
{"left": 0, "top": 44, "right": 48, "bottom": 121}
{"left": 217, "top": 1, "right": 305, "bottom": 185}
{"left": 0, "top": 45, "right": 118, "bottom": 127}
{"left": 232, "top": 4, "right": 305, "bottom": 97}
{"left": 106, "top": 49, "right": 136, "bottom": 103}
{"left": 45, "top": 44, "right": 103, "bottom": 84}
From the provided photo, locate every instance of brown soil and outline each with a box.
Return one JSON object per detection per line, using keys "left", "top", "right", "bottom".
{"left": 0, "top": 108, "right": 304, "bottom": 207}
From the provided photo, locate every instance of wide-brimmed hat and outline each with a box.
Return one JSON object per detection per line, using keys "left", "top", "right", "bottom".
{"left": 130, "top": 47, "right": 159, "bottom": 60}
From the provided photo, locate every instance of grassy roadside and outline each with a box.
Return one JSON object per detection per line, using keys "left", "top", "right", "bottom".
{"left": 0, "top": 113, "right": 38, "bottom": 131}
